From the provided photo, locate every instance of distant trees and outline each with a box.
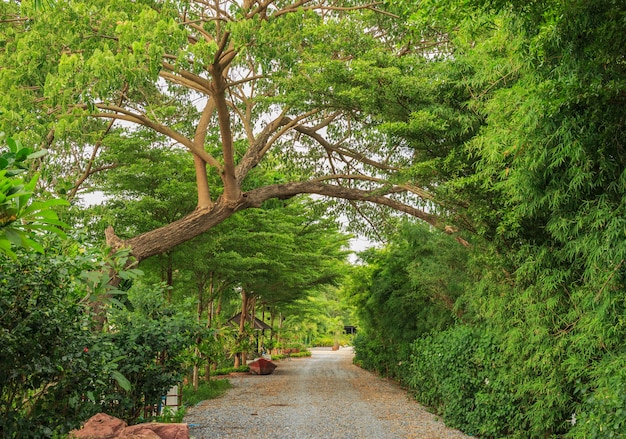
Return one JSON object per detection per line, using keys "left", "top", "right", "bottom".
{"left": 81, "top": 142, "right": 351, "bottom": 365}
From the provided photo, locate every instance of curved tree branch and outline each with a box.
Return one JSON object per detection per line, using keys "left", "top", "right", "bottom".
{"left": 76, "top": 104, "right": 223, "bottom": 172}
{"left": 312, "top": 174, "right": 435, "bottom": 201}
{"left": 114, "top": 179, "right": 453, "bottom": 262}
{"left": 289, "top": 118, "right": 400, "bottom": 171}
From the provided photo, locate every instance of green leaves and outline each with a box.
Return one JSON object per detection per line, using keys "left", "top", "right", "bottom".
{"left": 110, "top": 370, "right": 132, "bottom": 392}
{"left": 0, "top": 137, "right": 69, "bottom": 259}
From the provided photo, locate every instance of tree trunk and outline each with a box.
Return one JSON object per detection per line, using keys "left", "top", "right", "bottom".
{"left": 192, "top": 347, "right": 200, "bottom": 392}
{"left": 235, "top": 289, "right": 250, "bottom": 368}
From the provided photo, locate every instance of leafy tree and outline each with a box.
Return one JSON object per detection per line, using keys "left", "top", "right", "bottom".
{"left": 0, "top": 0, "right": 465, "bottom": 264}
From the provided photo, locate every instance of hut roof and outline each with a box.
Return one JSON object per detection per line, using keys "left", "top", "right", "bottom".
{"left": 228, "top": 312, "right": 272, "bottom": 331}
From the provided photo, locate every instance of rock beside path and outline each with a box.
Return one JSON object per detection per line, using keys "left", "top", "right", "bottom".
{"left": 70, "top": 413, "right": 188, "bottom": 439}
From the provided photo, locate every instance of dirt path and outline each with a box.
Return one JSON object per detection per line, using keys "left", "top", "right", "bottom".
{"left": 184, "top": 347, "right": 472, "bottom": 438}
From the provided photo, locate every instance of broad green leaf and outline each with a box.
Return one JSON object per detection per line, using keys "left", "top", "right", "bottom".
{"left": 6, "top": 137, "right": 18, "bottom": 153}
{"left": 110, "top": 370, "right": 132, "bottom": 392}
{"left": 27, "top": 149, "right": 48, "bottom": 160}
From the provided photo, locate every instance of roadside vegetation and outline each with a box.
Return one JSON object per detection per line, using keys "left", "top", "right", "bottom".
{"left": 183, "top": 380, "right": 232, "bottom": 407}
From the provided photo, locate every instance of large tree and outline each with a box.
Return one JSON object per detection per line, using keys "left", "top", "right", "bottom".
{"left": 0, "top": 0, "right": 463, "bottom": 261}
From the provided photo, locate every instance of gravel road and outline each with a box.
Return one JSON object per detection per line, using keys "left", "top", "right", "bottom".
{"left": 184, "top": 347, "right": 472, "bottom": 439}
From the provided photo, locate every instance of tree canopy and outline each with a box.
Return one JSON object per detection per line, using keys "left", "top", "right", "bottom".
{"left": 1, "top": 0, "right": 461, "bottom": 261}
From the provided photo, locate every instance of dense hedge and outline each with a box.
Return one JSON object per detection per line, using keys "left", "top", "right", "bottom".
{"left": 351, "top": 0, "right": 626, "bottom": 436}
{"left": 408, "top": 326, "right": 517, "bottom": 437}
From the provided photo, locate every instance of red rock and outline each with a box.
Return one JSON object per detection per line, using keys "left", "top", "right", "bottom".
{"left": 70, "top": 413, "right": 127, "bottom": 439}
{"left": 117, "top": 429, "right": 161, "bottom": 439}
{"left": 119, "top": 423, "right": 189, "bottom": 439}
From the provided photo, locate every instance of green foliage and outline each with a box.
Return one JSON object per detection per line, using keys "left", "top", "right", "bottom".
{"left": 352, "top": 333, "right": 412, "bottom": 381}
{"left": 350, "top": 221, "right": 468, "bottom": 380}
{"left": 353, "top": 1, "right": 626, "bottom": 437}
{"left": 101, "top": 282, "right": 198, "bottom": 423}
{"left": 149, "top": 406, "right": 186, "bottom": 424}
{"left": 271, "top": 350, "right": 312, "bottom": 360}
{"left": 572, "top": 354, "right": 626, "bottom": 438}
{"left": 408, "top": 326, "right": 517, "bottom": 437}
{"left": 209, "top": 365, "right": 250, "bottom": 377}
{"left": 0, "top": 136, "right": 68, "bottom": 258}
{"left": 2, "top": 1, "right": 624, "bottom": 437}
{"left": 0, "top": 249, "right": 95, "bottom": 438}
{"left": 0, "top": 246, "right": 199, "bottom": 437}
{"left": 183, "top": 380, "right": 232, "bottom": 406}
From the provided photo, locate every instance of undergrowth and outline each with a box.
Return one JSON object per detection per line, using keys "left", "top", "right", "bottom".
{"left": 183, "top": 380, "right": 232, "bottom": 406}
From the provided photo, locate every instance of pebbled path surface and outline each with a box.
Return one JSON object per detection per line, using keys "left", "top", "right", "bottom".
{"left": 184, "top": 347, "right": 472, "bottom": 439}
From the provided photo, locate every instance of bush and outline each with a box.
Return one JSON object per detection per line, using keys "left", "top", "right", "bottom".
{"left": 97, "top": 282, "right": 198, "bottom": 423}
{"left": 352, "top": 332, "right": 412, "bottom": 383}
{"left": 210, "top": 365, "right": 250, "bottom": 376}
{"left": 408, "top": 325, "right": 516, "bottom": 437}
{"left": 0, "top": 249, "right": 198, "bottom": 437}
{"left": 0, "top": 251, "right": 97, "bottom": 438}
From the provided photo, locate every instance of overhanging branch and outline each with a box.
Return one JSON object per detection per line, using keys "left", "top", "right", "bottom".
{"left": 76, "top": 104, "right": 223, "bottom": 172}
{"left": 113, "top": 178, "right": 463, "bottom": 262}
{"left": 243, "top": 181, "right": 439, "bottom": 227}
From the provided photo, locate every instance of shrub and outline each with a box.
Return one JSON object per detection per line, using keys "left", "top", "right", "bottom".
{"left": 352, "top": 332, "right": 412, "bottom": 383}
{"left": 0, "top": 249, "right": 198, "bottom": 437}
{"left": 408, "top": 325, "right": 516, "bottom": 437}
{"left": 99, "top": 282, "right": 198, "bottom": 423}
{"left": 0, "top": 251, "right": 100, "bottom": 437}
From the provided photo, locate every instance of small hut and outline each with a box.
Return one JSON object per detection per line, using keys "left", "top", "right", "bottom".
{"left": 228, "top": 312, "right": 273, "bottom": 359}
{"left": 228, "top": 312, "right": 273, "bottom": 331}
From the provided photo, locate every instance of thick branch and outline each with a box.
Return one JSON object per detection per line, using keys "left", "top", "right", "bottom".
{"left": 194, "top": 98, "right": 218, "bottom": 208}
{"left": 210, "top": 48, "right": 240, "bottom": 201}
{"left": 161, "top": 62, "right": 212, "bottom": 93}
{"left": 244, "top": 181, "right": 439, "bottom": 226}
{"left": 236, "top": 111, "right": 290, "bottom": 182}
{"left": 159, "top": 70, "right": 211, "bottom": 95}
{"left": 112, "top": 180, "right": 460, "bottom": 263}
{"left": 117, "top": 204, "right": 235, "bottom": 262}
{"left": 313, "top": 174, "right": 435, "bottom": 201}
{"left": 78, "top": 104, "right": 223, "bottom": 171}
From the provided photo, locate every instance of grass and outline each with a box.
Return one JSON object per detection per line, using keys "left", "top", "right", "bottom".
{"left": 210, "top": 365, "right": 250, "bottom": 376}
{"left": 272, "top": 349, "right": 312, "bottom": 360}
{"left": 183, "top": 379, "right": 232, "bottom": 406}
